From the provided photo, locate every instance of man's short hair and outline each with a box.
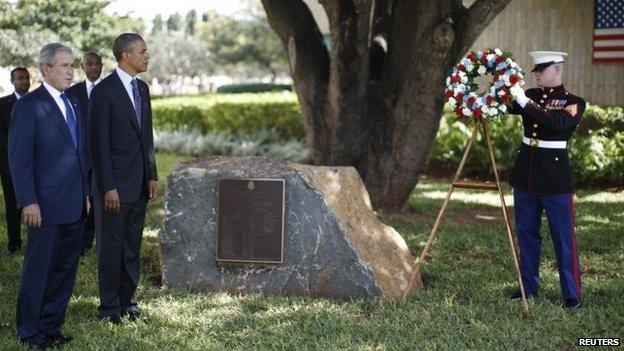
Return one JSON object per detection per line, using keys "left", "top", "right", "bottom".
{"left": 83, "top": 51, "right": 102, "bottom": 63}
{"left": 112, "top": 33, "right": 144, "bottom": 62}
{"left": 10, "top": 67, "right": 29, "bottom": 79}
{"left": 37, "top": 43, "right": 73, "bottom": 74}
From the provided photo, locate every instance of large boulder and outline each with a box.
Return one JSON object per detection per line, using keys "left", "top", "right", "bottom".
{"left": 160, "top": 156, "right": 422, "bottom": 299}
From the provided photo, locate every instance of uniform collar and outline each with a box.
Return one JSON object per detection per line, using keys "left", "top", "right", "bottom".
{"left": 542, "top": 84, "right": 566, "bottom": 94}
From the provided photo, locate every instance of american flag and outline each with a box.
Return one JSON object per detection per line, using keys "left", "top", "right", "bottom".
{"left": 594, "top": 0, "right": 624, "bottom": 62}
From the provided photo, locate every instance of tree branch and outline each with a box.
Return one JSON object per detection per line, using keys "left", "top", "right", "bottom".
{"left": 318, "top": 0, "right": 374, "bottom": 165}
{"left": 261, "top": 0, "right": 331, "bottom": 163}
{"left": 453, "top": 0, "right": 512, "bottom": 58}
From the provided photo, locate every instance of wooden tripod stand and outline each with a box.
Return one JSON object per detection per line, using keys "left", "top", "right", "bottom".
{"left": 404, "top": 118, "right": 529, "bottom": 312}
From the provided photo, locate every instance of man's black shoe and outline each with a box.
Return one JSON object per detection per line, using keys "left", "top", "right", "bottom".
{"left": 123, "top": 310, "right": 148, "bottom": 323}
{"left": 21, "top": 339, "right": 51, "bottom": 350}
{"left": 100, "top": 314, "right": 123, "bottom": 325}
{"left": 564, "top": 298, "right": 581, "bottom": 309}
{"left": 47, "top": 333, "right": 72, "bottom": 347}
{"left": 508, "top": 290, "right": 537, "bottom": 300}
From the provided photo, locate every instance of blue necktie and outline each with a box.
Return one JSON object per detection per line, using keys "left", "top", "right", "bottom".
{"left": 131, "top": 78, "right": 142, "bottom": 130}
{"left": 60, "top": 93, "right": 78, "bottom": 147}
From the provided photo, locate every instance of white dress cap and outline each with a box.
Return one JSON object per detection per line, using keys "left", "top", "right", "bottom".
{"left": 529, "top": 51, "right": 568, "bottom": 65}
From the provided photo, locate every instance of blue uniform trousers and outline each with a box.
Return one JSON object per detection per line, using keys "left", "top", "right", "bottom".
{"left": 513, "top": 188, "right": 582, "bottom": 300}
{"left": 16, "top": 219, "right": 83, "bottom": 345}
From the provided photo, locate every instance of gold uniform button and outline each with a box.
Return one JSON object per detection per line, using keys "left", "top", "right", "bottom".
{"left": 555, "top": 157, "right": 559, "bottom": 161}
{"left": 549, "top": 89, "right": 554, "bottom": 93}
{"left": 533, "top": 123, "right": 538, "bottom": 128}
{"left": 543, "top": 94, "right": 547, "bottom": 98}
{"left": 532, "top": 132, "right": 537, "bottom": 137}
{"left": 540, "top": 99, "right": 544, "bottom": 103}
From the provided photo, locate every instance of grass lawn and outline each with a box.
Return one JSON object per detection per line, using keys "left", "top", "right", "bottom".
{"left": 1, "top": 153, "right": 622, "bottom": 350}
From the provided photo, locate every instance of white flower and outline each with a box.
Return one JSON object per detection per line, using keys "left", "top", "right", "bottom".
{"left": 500, "top": 104, "right": 507, "bottom": 113}
{"left": 494, "top": 48, "right": 503, "bottom": 56}
{"left": 460, "top": 75, "right": 468, "bottom": 84}
{"left": 481, "top": 105, "right": 489, "bottom": 114}
{"left": 462, "top": 108, "right": 472, "bottom": 116}
{"left": 497, "top": 89, "right": 506, "bottom": 97}
{"left": 446, "top": 77, "right": 451, "bottom": 85}
{"left": 465, "top": 63, "right": 474, "bottom": 72}
{"left": 488, "top": 108, "right": 498, "bottom": 116}
{"left": 448, "top": 97, "right": 456, "bottom": 106}
{"left": 486, "top": 54, "right": 495, "bottom": 62}
{"left": 477, "top": 66, "right": 487, "bottom": 75}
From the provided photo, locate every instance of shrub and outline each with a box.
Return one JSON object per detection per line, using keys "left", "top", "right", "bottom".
{"left": 216, "top": 83, "right": 292, "bottom": 94}
{"left": 152, "top": 93, "right": 303, "bottom": 140}
{"left": 429, "top": 104, "right": 624, "bottom": 187}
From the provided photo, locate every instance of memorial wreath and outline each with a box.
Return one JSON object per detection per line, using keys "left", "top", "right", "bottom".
{"left": 444, "top": 48, "right": 524, "bottom": 120}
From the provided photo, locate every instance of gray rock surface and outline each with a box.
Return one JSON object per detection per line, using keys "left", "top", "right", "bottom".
{"left": 160, "top": 156, "right": 422, "bottom": 299}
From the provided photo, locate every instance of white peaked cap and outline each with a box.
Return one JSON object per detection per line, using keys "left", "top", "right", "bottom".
{"left": 529, "top": 51, "right": 568, "bottom": 65}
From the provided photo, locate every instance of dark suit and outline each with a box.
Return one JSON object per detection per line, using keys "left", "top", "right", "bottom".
{"left": 67, "top": 81, "right": 95, "bottom": 251}
{"left": 89, "top": 70, "right": 157, "bottom": 317}
{"left": 9, "top": 85, "right": 90, "bottom": 345}
{"left": 0, "top": 93, "right": 22, "bottom": 251}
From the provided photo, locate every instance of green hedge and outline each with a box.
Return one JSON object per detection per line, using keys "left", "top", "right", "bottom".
{"left": 430, "top": 104, "right": 624, "bottom": 186}
{"left": 152, "top": 93, "right": 303, "bottom": 140}
{"left": 216, "top": 83, "right": 292, "bottom": 94}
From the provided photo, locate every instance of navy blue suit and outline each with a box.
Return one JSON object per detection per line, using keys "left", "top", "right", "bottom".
{"left": 9, "top": 84, "right": 90, "bottom": 345}
{"left": 67, "top": 81, "right": 95, "bottom": 251}
{"left": 89, "top": 70, "right": 157, "bottom": 318}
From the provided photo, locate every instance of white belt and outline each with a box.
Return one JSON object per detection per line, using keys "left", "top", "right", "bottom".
{"left": 522, "top": 136, "right": 567, "bottom": 149}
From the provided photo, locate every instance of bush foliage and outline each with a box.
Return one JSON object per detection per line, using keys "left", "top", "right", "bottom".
{"left": 152, "top": 93, "right": 303, "bottom": 139}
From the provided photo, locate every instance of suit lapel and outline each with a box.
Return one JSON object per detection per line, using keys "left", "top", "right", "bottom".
{"left": 111, "top": 72, "right": 141, "bottom": 136}
{"left": 36, "top": 86, "right": 76, "bottom": 150}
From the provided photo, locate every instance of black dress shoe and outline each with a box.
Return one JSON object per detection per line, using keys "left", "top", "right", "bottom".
{"left": 21, "top": 339, "right": 51, "bottom": 350}
{"left": 47, "top": 333, "right": 73, "bottom": 346}
{"left": 508, "top": 290, "right": 537, "bottom": 300}
{"left": 124, "top": 310, "right": 148, "bottom": 323}
{"left": 564, "top": 298, "right": 581, "bottom": 309}
{"left": 100, "top": 314, "right": 123, "bottom": 325}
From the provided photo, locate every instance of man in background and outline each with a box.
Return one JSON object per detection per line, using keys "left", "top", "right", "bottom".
{"left": 67, "top": 51, "right": 103, "bottom": 255}
{"left": 0, "top": 67, "right": 30, "bottom": 255}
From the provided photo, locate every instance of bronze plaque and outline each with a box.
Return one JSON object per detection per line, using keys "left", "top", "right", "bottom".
{"left": 216, "top": 178, "right": 285, "bottom": 264}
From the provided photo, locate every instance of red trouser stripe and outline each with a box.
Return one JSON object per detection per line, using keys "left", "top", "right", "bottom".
{"left": 569, "top": 194, "right": 582, "bottom": 299}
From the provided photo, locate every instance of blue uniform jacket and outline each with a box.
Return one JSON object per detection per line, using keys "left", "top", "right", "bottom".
{"left": 509, "top": 85, "right": 586, "bottom": 194}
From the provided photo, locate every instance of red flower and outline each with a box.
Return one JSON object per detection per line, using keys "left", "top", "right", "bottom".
{"left": 457, "top": 64, "right": 465, "bottom": 71}
{"left": 480, "top": 56, "right": 488, "bottom": 65}
{"left": 450, "top": 75, "right": 460, "bottom": 83}
{"left": 486, "top": 95, "right": 495, "bottom": 105}
{"left": 456, "top": 93, "right": 464, "bottom": 102}
{"left": 472, "top": 108, "right": 482, "bottom": 119}
{"left": 444, "top": 89, "right": 453, "bottom": 99}
{"left": 495, "top": 56, "right": 505, "bottom": 64}
{"left": 501, "top": 93, "right": 510, "bottom": 104}
{"left": 467, "top": 96, "right": 476, "bottom": 106}
{"left": 510, "top": 75, "right": 519, "bottom": 84}
{"left": 454, "top": 108, "right": 463, "bottom": 117}
{"left": 467, "top": 52, "right": 477, "bottom": 62}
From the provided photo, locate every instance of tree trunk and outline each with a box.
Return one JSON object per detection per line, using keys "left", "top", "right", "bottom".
{"left": 262, "top": 0, "right": 511, "bottom": 211}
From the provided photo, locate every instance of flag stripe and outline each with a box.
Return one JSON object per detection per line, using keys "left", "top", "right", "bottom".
{"left": 594, "top": 34, "right": 624, "bottom": 40}
{"left": 593, "top": 0, "right": 624, "bottom": 63}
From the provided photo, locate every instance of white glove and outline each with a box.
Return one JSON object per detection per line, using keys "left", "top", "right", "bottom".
{"left": 510, "top": 85, "right": 529, "bottom": 108}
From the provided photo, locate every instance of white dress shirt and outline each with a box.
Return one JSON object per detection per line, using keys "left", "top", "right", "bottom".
{"left": 85, "top": 77, "right": 102, "bottom": 99}
{"left": 115, "top": 67, "right": 137, "bottom": 106}
{"left": 14, "top": 92, "right": 22, "bottom": 100}
{"left": 43, "top": 81, "right": 75, "bottom": 122}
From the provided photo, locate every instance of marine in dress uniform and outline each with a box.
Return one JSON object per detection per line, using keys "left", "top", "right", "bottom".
{"left": 508, "top": 51, "right": 584, "bottom": 309}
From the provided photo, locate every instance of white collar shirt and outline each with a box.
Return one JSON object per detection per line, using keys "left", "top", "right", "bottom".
{"left": 43, "top": 81, "right": 74, "bottom": 122}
